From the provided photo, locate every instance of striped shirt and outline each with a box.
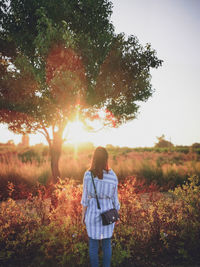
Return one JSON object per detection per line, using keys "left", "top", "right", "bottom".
{"left": 81, "top": 169, "right": 120, "bottom": 240}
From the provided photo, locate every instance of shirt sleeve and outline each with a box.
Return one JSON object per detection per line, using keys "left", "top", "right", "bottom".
{"left": 81, "top": 172, "right": 89, "bottom": 207}
{"left": 113, "top": 178, "right": 120, "bottom": 211}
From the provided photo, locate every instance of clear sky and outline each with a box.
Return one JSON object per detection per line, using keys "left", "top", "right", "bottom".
{"left": 1, "top": 0, "right": 200, "bottom": 147}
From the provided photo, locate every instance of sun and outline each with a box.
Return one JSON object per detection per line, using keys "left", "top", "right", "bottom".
{"left": 64, "top": 120, "right": 89, "bottom": 144}
{"left": 62, "top": 107, "right": 118, "bottom": 148}
{"left": 28, "top": 108, "right": 116, "bottom": 146}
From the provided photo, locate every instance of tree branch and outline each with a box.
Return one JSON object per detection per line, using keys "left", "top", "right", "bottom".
{"left": 37, "top": 125, "right": 52, "bottom": 147}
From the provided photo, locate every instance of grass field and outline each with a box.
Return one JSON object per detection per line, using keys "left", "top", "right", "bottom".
{"left": 0, "top": 143, "right": 200, "bottom": 266}
{"left": 0, "top": 143, "right": 200, "bottom": 200}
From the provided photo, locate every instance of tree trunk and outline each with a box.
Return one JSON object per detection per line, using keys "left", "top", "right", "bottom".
{"left": 50, "top": 132, "right": 63, "bottom": 184}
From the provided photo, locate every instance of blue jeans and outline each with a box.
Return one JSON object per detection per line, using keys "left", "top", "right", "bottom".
{"left": 89, "top": 237, "right": 112, "bottom": 267}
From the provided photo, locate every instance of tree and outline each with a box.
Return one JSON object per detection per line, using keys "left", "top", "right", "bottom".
{"left": 0, "top": 0, "right": 162, "bottom": 183}
{"left": 155, "top": 135, "right": 174, "bottom": 148}
{"left": 191, "top": 143, "right": 200, "bottom": 149}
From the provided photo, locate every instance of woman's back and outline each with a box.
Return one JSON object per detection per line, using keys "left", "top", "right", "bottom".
{"left": 81, "top": 146, "right": 120, "bottom": 267}
{"left": 83, "top": 169, "right": 118, "bottom": 203}
{"left": 81, "top": 169, "right": 120, "bottom": 240}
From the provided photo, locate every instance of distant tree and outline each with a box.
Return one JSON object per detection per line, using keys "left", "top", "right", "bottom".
{"left": 0, "top": 0, "right": 162, "bottom": 183}
{"left": 106, "top": 144, "right": 115, "bottom": 150}
{"left": 191, "top": 143, "right": 200, "bottom": 149}
{"left": 155, "top": 135, "right": 174, "bottom": 148}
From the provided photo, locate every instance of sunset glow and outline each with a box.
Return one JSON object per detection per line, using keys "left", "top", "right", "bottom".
{"left": 64, "top": 120, "right": 88, "bottom": 144}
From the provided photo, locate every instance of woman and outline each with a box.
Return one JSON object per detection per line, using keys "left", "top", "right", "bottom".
{"left": 81, "top": 146, "right": 120, "bottom": 267}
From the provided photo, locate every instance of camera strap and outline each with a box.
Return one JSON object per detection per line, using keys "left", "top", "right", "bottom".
{"left": 91, "top": 171, "right": 101, "bottom": 210}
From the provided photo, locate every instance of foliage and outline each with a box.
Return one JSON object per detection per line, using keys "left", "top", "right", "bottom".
{"left": 0, "top": 155, "right": 51, "bottom": 201}
{"left": 0, "top": 0, "right": 162, "bottom": 129}
{"left": 155, "top": 134, "right": 174, "bottom": 148}
{"left": 0, "top": 0, "right": 162, "bottom": 181}
{"left": 18, "top": 149, "right": 42, "bottom": 163}
{"left": 1, "top": 147, "right": 200, "bottom": 200}
{"left": 17, "top": 144, "right": 49, "bottom": 163}
{"left": 0, "top": 176, "right": 200, "bottom": 266}
{"left": 192, "top": 143, "right": 200, "bottom": 148}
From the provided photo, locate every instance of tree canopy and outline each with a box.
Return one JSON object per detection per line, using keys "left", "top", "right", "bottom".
{"left": 0, "top": 0, "right": 163, "bottom": 181}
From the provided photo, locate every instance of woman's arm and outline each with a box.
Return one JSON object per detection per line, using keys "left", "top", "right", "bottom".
{"left": 81, "top": 172, "right": 89, "bottom": 224}
{"left": 113, "top": 183, "right": 120, "bottom": 211}
{"left": 81, "top": 206, "right": 87, "bottom": 225}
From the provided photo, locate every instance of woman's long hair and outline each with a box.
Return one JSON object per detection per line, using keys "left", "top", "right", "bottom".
{"left": 89, "top": 146, "right": 109, "bottom": 179}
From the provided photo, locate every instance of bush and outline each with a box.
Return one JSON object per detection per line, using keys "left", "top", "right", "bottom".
{"left": 0, "top": 179, "right": 89, "bottom": 267}
{"left": 18, "top": 149, "right": 43, "bottom": 164}
{"left": 154, "top": 135, "right": 174, "bottom": 148}
{"left": 0, "top": 176, "right": 200, "bottom": 266}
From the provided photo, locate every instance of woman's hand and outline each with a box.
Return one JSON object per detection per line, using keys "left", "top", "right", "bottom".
{"left": 116, "top": 218, "right": 120, "bottom": 225}
{"left": 115, "top": 211, "right": 120, "bottom": 225}
{"left": 81, "top": 214, "right": 85, "bottom": 225}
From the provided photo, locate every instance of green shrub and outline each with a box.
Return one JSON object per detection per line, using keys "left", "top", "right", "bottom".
{"left": 18, "top": 149, "right": 41, "bottom": 163}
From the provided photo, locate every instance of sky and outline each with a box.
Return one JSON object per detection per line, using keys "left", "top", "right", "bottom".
{"left": 1, "top": 0, "right": 200, "bottom": 147}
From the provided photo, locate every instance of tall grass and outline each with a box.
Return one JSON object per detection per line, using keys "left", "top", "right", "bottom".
{"left": 0, "top": 157, "right": 50, "bottom": 184}
{"left": 59, "top": 154, "right": 90, "bottom": 182}
{"left": 0, "top": 156, "right": 51, "bottom": 200}
{"left": 111, "top": 153, "right": 200, "bottom": 189}
{"left": 0, "top": 148, "right": 200, "bottom": 200}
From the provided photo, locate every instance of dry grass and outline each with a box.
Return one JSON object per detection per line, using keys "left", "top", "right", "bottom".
{"left": 0, "top": 149, "right": 199, "bottom": 190}
{"left": 0, "top": 156, "right": 51, "bottom": 187}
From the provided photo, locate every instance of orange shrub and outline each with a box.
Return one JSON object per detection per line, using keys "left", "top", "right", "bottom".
{"left": 1, "top": 176, "right": 200, "bottom": 266}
